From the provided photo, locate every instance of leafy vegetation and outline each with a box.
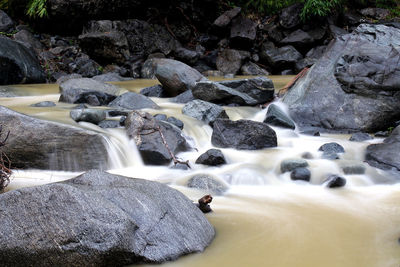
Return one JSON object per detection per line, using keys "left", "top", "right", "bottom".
{"left": 0, "top": 0, "right": 48, "bottom": 18}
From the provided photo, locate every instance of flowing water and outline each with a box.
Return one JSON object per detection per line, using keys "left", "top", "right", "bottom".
{"left": 1, "top": 76, "right": 400, "bottom": 267}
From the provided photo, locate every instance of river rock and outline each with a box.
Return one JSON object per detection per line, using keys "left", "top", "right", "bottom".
{"left": 290, "top": 167, "right": 311, "bottom": 181}
{"left": 108, "top": 92, "right": 159, "bottom": 110}
{"left": 182, "top": 100, "right": 229, "bottom": 126}
{"left": 360, "top": 8, "right": 390, "bottom": 20}
{"left": 279, "top": 3, "right": 303, "bottom": 29}
{"left": 195, "top": 149, "right": 227, "bottom": 166}
{"left": 187, "top": 174, "right": 229, "bottom": 195}
{"left": 173, "top": 47, "right": 200, "bottom": 65}
{"left": 260, "top": 42, "right": 302, "bottom": 70}
{"left": 216, "top": 49, "right": 250, "bottom": 75}
{"left": 211, "top": 119, "right": 277, "bottom": 150}
{"left": 70, "top": 108, "right": 106, "bottom": 124}
{"left": 125, "top": 111, "right": 189, "bottom": 165}
{"left": 30, "top": 101, "right": 56, "bottom": 107}
{"left": 341, "top": 162, "right": 366, "bottom": 175}
{"left": 349, "top": 132, "right": 373, "bottom": 142}
{"left": 98, "top": 120, "right": 121, "bottom": 128}
{"left": 213, "top": 7, "right": 241, "bottom": 28}
{"left": 280, "top": 158, "right": 308, "bottom": 173}
{"left": 264, "top": 104, "right": 296, "bottom": 129}
{"left": 140, "top": 85, "right": 167, "bottom": 98}
{"left": 166, "top": 117, "right": 184, "bottom": 130}
{"left": 240, "top": 61, "right": 270, "bottom": 75}
{"left": 0, "top": 170, "right": 215, "bottom": 265}
{"left": 92, "top": 72, "right": 131, "bottom": 82}
{"left": 0, "top": 36, "right": 45, "bottom": 85}
{"left": 0, "top": 105, "right": 108, "bottom": 171}
{"left": 153, "top": 58, "right": 206, "bottom": 96}
{"left": 0, "top": 10, "right": 14, "bottom": 32}
{"left": 283, "top": 24, "right": 400, "bottom": 132}
{"left": 319, "top": 142, "right": 345, "bottom": 154}
{"left": 59, "top": 78, "right": 120, "bottom": 105}
{"left": 170, "top": 90, "right": 195, "bottom": 104}
{"left": 280, "top": 29, "right": 314, "bottom": 51}
{"left": 13, "top": 29, "right": 44, "bottom": 50}
{"left": 325, "top": 174, "right": 347, "bottom": 188}
{"left": 230, "top": 16, "right": 257, "bottom": 49}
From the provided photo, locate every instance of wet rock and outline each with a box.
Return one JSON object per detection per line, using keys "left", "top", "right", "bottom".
{"left": 154, "top": 58, "right": 206, "bottom": 96}
{"left": 108, "top": 92, "right": 159, "bottom": 110}
{"left": 328, "top": 25, "right": 348, "bottom": 38}
{"left": 13, "top": 29, "right": 44, "bottom": 50}
{"left": 170, "top": 163, "right": 190, "bottom": 170}
{"left": 230, "top": 16, "right": 257, "bottom": 49}
{"left": 0, "top": 106, "right": 108, "bottom": 171}
{"left": 290, "top": 167, "right": 311, "bottom": 181}
{"left": 98, "top": 120, "right": 121, "bottom": 128}
{"left": 374, "top": 131, "right": 389, "bottom": 137}
{"left": 154, "top": 114, "right": 168, "bottom": 121}
{"left": 59, "top": 78, "right": 121, "bottom": 105}
{"left": 341, "top": 162, "right": 366, "bottom": 175}
{"left": 170, "top": 90, "right": 195, "bottom": 104}
{"left": 187, "top": 174, "right": 228, "bottom": 195}
{"left": 56, "top": 74, "right": 83, "bottom": 84}
{"left": 141, "top": 58, "right": 158, "bottom": 79}
{"left": 213, "top": 7, "right": 241, "bottom": 28}
{"left": 280, "top": 158, "right": 309, "bottom": 173}
{"left": 0, "top": 36, "right": 45, "bottom": 85}
{"left": 30, "top": 101, "right": 56, "bottom": 107}
{"left": 319, "top": 142, "right": 345, "bottom": 154}
{"left": 280, "top": 29, "right": 314, "bottom": 51}
{"left": 125, "top": 111, "right": 189, "bottom": 165}
{"left": 283, "top": 24, "right": 400, "bottom": 132}
{"left": 360, "top": 8, "right": 390, "bottom": 20}
{"left": 349, "top": 132, "right": 373, "bottom": 142}
{"left": 195, "top": 149, "right": 227, "bottom": 166}
{"left": 260, "top": 42, "right": 302, "bottom": 70}
{"left": 0, "top": 10, "right": 14, "bottom": 32}
{"left": 212, "top": 119, "right": 277, "bottom": 150}
{"left": 140, "top": 85, "right": 167, "bottom": 98}
{"left": 322, "top": 151, "right": 340, "bottom": 160}
{"left": 70, "top": 108, "right": 106, "bottom": 124}
{"left": 167, "top": 117, "right": 184, "bottom": 130}
{"left": 182, "top": 100, "right": 229, "bottom": 126}
{"left": 92, "top": 72, "right": 131, "bottom": 82}
{"left": 325, "top": 174, "right": 347, "bottom": 188}
{"left": 240, "top": 62, "right": 270, "bottom": 76}
{"left": 173, "top": 47, "right": 200, "bottom": 65}
{"left": 279, "top": 3, "right": 303, "bottom": 29}
{"left": 216, "top": 49, "right": 250, "bottom": 75}
{"left": 69, "top": 55, "right": 102, "bottom": 77}
{"left": 0, "top": 170, "right": 215, "bottom": 265}
{"left": 264, "top": 104, "right": 296, "bottom": 129}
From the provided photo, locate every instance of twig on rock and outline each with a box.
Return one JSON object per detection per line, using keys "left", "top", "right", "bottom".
{"left": 277, "top": 67, "right": 309, "bottom": 97}
{"left": 156, "top": 125, "right": 190, "bottom": 168}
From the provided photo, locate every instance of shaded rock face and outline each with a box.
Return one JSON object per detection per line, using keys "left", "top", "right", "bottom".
{"left": 325, "top": 174, "right": 346, "bottom": 188}
{"left": 195, "top": 149, "right": 227, "bottom": 166}
{"left": 230, "top": 16, "right": 257, "bottom": 48}
{"left": 125, "top": 111, "right": 189, "bottom": 165}
{"left": 0, "top": 170, "right": 215, "bottom": 266}
{"left": 13, "top": 29, "right": 44, "bottom": 50}
{"left": 279, "top": 3, "right": 303, "bottom": 29}
{"left": 0, "top": 106, "right": 108, "bottom": 171}
{"left": 70, "top": 108, "right": 106, "bottom": 124}
{"left": 213, "top": 7, "right": 241, "bottom": 28}
{"left": 216, "top": 49, "right": 249, "bottom": 75}
{"left": 260, "top": 42, "right": 302, "bottom": 71}
{"left": 282, "top": 24, "right": 400, "bottom": 132}
{"left": 211, "top": 119, "right": 277, "bottom": 150}
{"left": 0, "top": 36, "right": 45, "bottom": 85}
{"left": 108, "top": 92, "right": 159, "bottom": 110}
{"left": 264, "top": 104, "right": 296, "bottom": 129}
{"left": 0, "top": 10, "right": 14, "bottom": 32}
{"left": 241, "top": 62, "right": 269, "bottom": 76}
{"left": 182, "top": 100, "right": 229, "bottom": 126}
{"left": 187, "top": 174, "right": 229, "bottom": 195}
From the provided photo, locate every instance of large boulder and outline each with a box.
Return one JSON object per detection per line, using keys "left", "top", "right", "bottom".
{"left": 108, "top": 92, "right": 159, "bottom": 110}
{"left": 260, "top": 42, "right": 302, "bottom": 71}
{"left": 282, "top": 24, "right": 400, "bottom": 132}
{"left": 0, "top": 170, "right": 215, "bottom": 266}
{"left": 211, "top": 119, "right": 277, "bottom": 150}
{"left": 0, "top": 106, "right": 108, "bottom": 171}
{"left": 0, "top": 36, "right": 45, "bottom": 85}
{"left": 182, "top": 100, "right": 229, "bottom": 126}
{"left": 125, "top": 111, "right": 189, "bottom": 165}
{"left": 216, "top": 49, "right": 250, "bottom": 75}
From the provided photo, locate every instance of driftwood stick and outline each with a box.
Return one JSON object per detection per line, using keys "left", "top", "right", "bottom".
{"left": 156, "top": 126, "right": 190, "bottom": 168}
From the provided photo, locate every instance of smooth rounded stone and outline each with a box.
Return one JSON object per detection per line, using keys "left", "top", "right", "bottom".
{"left": 170, "top": 90, "right": 195, "bottom": 104}
{"left": 140, "top": 85, "right": 167, "bottom": 98}
{"left": 341, "top": 163, "right": 366, "bottom": 175}
{"left": 0, "top": 105, "right": 108, "bottom": 171}
{"left": 241, "top": 61, "right": 270, "bottom": 75}
{"left": 108, "top": 92, "right": 159, "bottom": 110}
{"left": 325, "top": 174, "right": 347, "bottom": 188}
{"left": 153, "top": 58, "right": 206, "bottom": 96}
{"left": 0, "top": 170, "right": 215, "bottom": 266}
{"left": 154, "top": 114, "right": 168, "bottom": 121}
{"left": 290, "top": 167, "right": 311, "bottom": 181}
{"left": 280, "top": 158, "right": 308, "bottom": 173}
{"left": 213, "top": 7, "right": 241, "bottom": 28}
{"left": 92, "top": 72, "right": 131, "bottom": 82}
{"left": 216, "top": 49, "right": 249, "bottom": 75}
{"left": 182, "top": 100, "right": 229, "bottom": 126}
{"left": 30, "top": 101, "right": 56, "bottom": 107}
{"left": 167, "top": 117, "right": 184, "bottom": 130}
{"left": 141, "top": 58, "right": 158, "bottom": 79}
{"left": 279, "top": 3, "right": 303, "bottom": 29}
{"left": 70, "top": 109, "right": 106, "bottom": 124}
{"left": 98, "top": 120, "right": 121, "bottom": 128}
{"left": 195, "top": 149, "right": 226, "bottom": 166}
{"left": 125, "top": 111, "right": 189, "bottom": 165}
{"left": 0, "top": 36, "right": 46, "bottom": 85}
{"left": 211, "top": 119, "right": 277, "bottom": 150}
{"left": 187, "top": 174, "right": 229, "bottom": 195}
{"left": 318, "top": 142, "right": 345, "bottom": 154}
{"left": 0, "top": 10, "right": 14, "bottom": 32}
{"left": 349, "top": 132, "right": 373, "bottom": 142}
{"left": 264, "top": 104, "right": 295, "bottom": 129}
{"left": 13, "top": 29, "right": 44, "bottom": 50}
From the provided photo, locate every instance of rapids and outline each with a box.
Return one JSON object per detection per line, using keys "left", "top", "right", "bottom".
{"left": 1, "top": 76, "right": 399, "bottom": 267}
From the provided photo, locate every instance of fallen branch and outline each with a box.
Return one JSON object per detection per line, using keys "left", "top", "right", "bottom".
{"left": 156, "top": 125, "right": 190, "bottom": 168}
{"left": 277, "top": 67, "right": 309, "bottom": 97}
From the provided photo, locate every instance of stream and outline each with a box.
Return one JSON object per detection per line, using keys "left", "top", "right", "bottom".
{"left": 1, "top": 76, "right": 400, "bottom": 267}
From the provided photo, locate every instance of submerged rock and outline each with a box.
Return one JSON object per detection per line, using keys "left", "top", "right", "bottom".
{"left": 0, "top": 170, "right": 215, "bottom": 265}
{"left": 280, "top": 158, "right": 308, "bottom": 173}
{"left": 290, "top": 167, "right": 311, "bottom": 181}
{"left": 325, "top": 175, "right": 347, "bottom": 188}
{"left": 187, "top": 174, "right": 229, "bottom": 195}
{"left": 70, "top": 108, "right": 106, "bottom": 124}
{"left": 30, "top": 101, "right": 56, "bottom": 107}
{"left": 182, "top": 100, "right": 229, "bottom": 126}
{"left": 349, "top": 132, "right": 373, "bottom": 142}
{"left": 108, "top": 92, "right": 159, "bottom": 110}
{"left": 195, "top": 149, "right": 227, "bottom": 166}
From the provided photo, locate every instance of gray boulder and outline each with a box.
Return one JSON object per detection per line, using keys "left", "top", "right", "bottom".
{"left": 108, "top": 92, "right": 159, "bottom": 110}
{"left": 70, "top": 108, "right": 106, "bottom": 124}
{"left": 280, "top": 158, "right": 308, "bottom": 173}
{"left": 140, "top": 85, "right": 167, "bottom": 98}
{"left": 260, "top": 42, "right": 302, "bottom": 70}
{"left": 170, "top": 90, "right": 195, "bottom": 104}
{"left": 241, "top": 61, "right": 270, "bottom": 76}
{"left": 282, "top": 24, "right": 400, "bottom": 132}
{"left": 195, "top": 149, "right": 227, "bottom": 166}
{"left": 212, "top": 119, "right": 277, "bottom": 150}
{"left": 349, "top": 132, "right": 373, "bottom": 142}
{"left": 0, "top": 10, "right": 14, "bottom": 32}
{"left": 325, "top": 174, "right": 347, "bottom": 188}
{"left": 280, "top": 29, "right": 314, "bottom": 50}
{"left": 230, "top": 16, "right": 257, "bottom": 48}
{"left": 264, "top": 104, "right": 296, "bottom": 129}
{"left": 187, "top": 174, "right": 229, "bottom": 195}
{"left": 216, "top": 49, "right": 250, "bottom": 75}
{"left": 0, "top": 36, "right": 45, "bottom": 85}
{"left": 213, "top": 7, "right": 241, "bottom": 28}
{"left": 0, "top": 170, "right": 215, "bottom": 266}
{"left": 0, "top": 106, "right": 108, "bottom": 171}
{"left": 182, "top": 100, "right": 229, "bottom": 126}
{"left": 13, "top": 29, "right": 44, "bottom": 50}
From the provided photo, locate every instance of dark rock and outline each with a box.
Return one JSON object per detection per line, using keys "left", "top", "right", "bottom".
{"left": 280, "top": 29, "right": 314, "bottom": 50}
{"left": 260, "top": 23, "right": 284, "bottom": 43}
{"left": 241, "top": 62, "right": 270, "bottom": 76}
{"left": 187, "top": 174, "right": 228, "bottom": 195}
{"left": 281, "top": 69, "right": 295, "bottom": 75}
{"left": 264, "top": 104, "right": 296, "bottom": 129}
{"left": 167, "top": 117, "right": 184, "bottom": 130}
{"left": 30, "top": 101, "right": 56, "bottom": 107}
{"left": 306, "top": 27, "right": 326, "bottom": 41}
{"left": 197, "top": 195, "right": 213, "bottom": 213}
{"left": 0, "top": 36, "right": 45, "bottom": 85}
{"left": 360, "top": 8, "right": 390, "bottom": 20}
{"left": 216, "top": 49, "right": 250, "bottom": 75}
{"left": 56, "top": 74, "right": 83, "bottom": 84}
{"left": 329, "top": 25, "right": 348, "bottom": 38}
{"left": 182, "top": 100, "right": 229, "bottom": 126}
{"left": 170, "top": 90, "right": 195, "bottom": 104}
{"left": 107, "top": 110, "right": 128, "bottom": 117}
{"left": 374, "top": 131, "right": 389, "bottom": 137}
{"left": 92, "top": 72, "right": 131, "bottom": 82}
{"left": 260, "top": 42, "right": 302, "bottom": 70}
{"left": 290, "top": 167, "right": 311, "bottom": 181}
{"left": 0, "top": 170, "right": 215, "bottom": 265}
{"left": 325, "top": 174, "right": 347, "bottom": 188}
{"left": 319, "top": 142, "right": 345, "bottom": 153}
{"left": 69, "top": 55, "right": 102, "bottom": 77}
{"left": 13, "top": 30, "right": 44, "bottom": 50}
{"left": 174, "top": 47, "right": 200, "bottom": 65}
{"left": 0, "top": 106, "right": 108, "bottom": 171}
{"left": 349, "top": 132, "right": 373, "bottom": 142}
{"left": 279, "top": 3, "right": 303, "bottom": 29}
{"left": 98, "top": 120, "right": 121, "bottom": 128}
{"left": 219, "top": 77, "right": 274, "bottom": 103}
{"left": 0, "top": 10, "right": 14, "bottom": 32}
{"left": 154, "top": 58, "right": 206, "bottom": 96}
{"left": 230, "top": 16, "right": 257, "bottom": 49}
{"left": 141, "top": 58, "right": 157, "bottom": 79}
{"left": 301, "top": 152, "right": 313, "bottom": 159}
{"left": 280, "top": 159, "right": 308, "bottom": 173}
{"left": 342, "top": 12, "right": 364, "bottom": 26}
{"left": 195, "top": 149, "right": 226, "bottom": 166}
{"left": 59, "top": 78, "right": 121, "bottom": 105}
{"left": 108, "top": 92, "right": 159, "bottom": 110}
{"left": 213, "top": 7, "right": 241, "bottom": 28}
{"left": 140, "top": 85, "right": 167, "bottom": 98}
{"left": 119, "top": 116, "right": 126, "bottom": 126}
{"left": 305, "top": 45, "right": 327, "bottom": 60}
{"left": 295, "top": 57, "right": 316, "bottom": 72}
{"left": 125, "top": 111, "right": 189, "bottom": 165}
{"left": 282, "top": 24, "right": 400, "bottom": 132}
{"left": 211, "top": 119, "right": 277, "bottom": 150}
{"left": 70, "top": 108, "right": 106, "bottom": 124}
{"left": 301, "top": 129, "right": 320, "bottom": 136}
{"left": 154, "top": 114, "right": 168, "bottom": 121}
